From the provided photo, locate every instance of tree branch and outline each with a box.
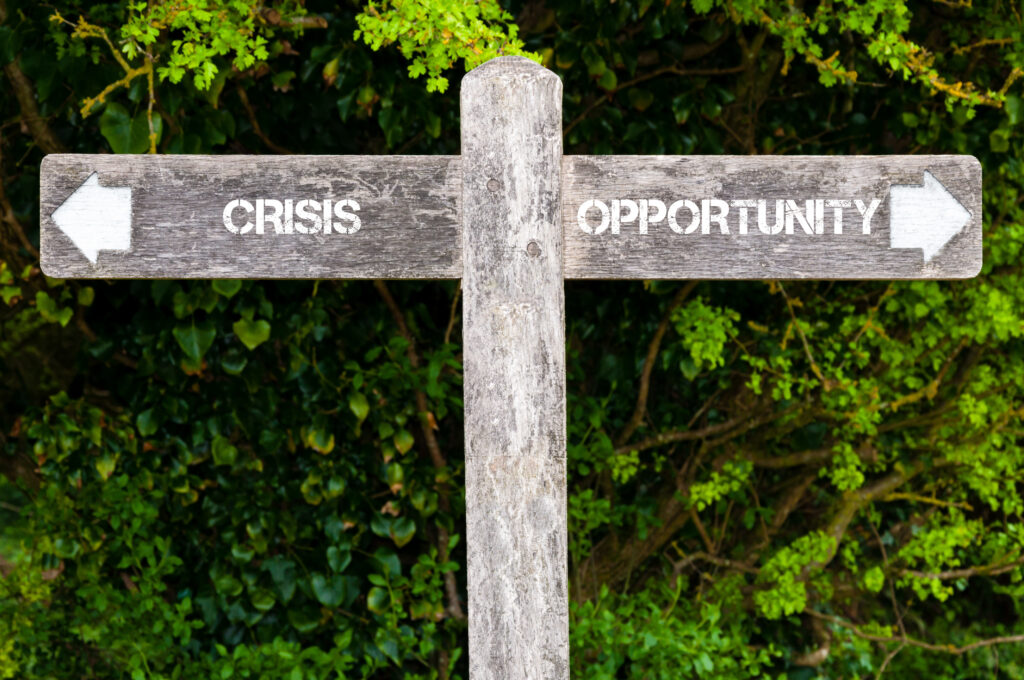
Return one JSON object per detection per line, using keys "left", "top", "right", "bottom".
{"left": 671, "top": 547, "right": 760, "bottom": 576}
{"left": 3, "top": 60, "right": 66, "bottom": 154}
{"left": 236, "top": 84, "right": 294, "bottom": 155}
{"left": 615, "top": 282, "right": 698, "bottom": 448}
{"left": 807, "top": 609, "right": 1024, "bottom": 656}
{"left": 899, "top": 557, "right": 1024, "bottom": 581}
{"left": 614, "top": 414, "right": 747, "bottom": 456}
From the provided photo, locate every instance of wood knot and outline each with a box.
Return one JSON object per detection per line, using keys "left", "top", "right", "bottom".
{"left": 487, "top": 178, "right": 500, "bottom": 192}
{"left": 527, "top": 241, "right": 541, "bottom": 257}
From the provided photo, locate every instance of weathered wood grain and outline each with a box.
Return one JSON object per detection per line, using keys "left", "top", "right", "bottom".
{"left": 40, "top": 154, "right": 461, "bottom": 279}
{"left": 42, "top": 154, "right": 982, "bottom": 281}
{"left": 461, "top": 57, "right": 568, "bottom": 680}
{"left": 562, "top": 155, "right": 982, "bottom": 279}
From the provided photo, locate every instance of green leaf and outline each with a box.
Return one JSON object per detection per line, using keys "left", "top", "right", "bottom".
{"left": 271, "top": 70, "right": 296, "bottom": 90}
{"left": 286, "top": 606, "right": 320, "bottom": 633}
{"left": 262, "top": 555, "right": 297, "bottom": 603}
{"left": 233, "top": 318, "right": 271, "bottom": 350}
{"left": 349, "top": 392, "right": 370, "bottom": 423}
{"left": 213, "top": 572, "right": 243, "bottom": 598}
{"left": 393, "top": 429, "right": 414, "bottom": 454}
{"left": 211, "top": 435, "right": 238, "bottom": 466}
{"left": 597, "top": 68, "right": 617, "bottom": 91}
{"left": 385, "top": 463, "right": 404, "bottom": 493}
{"left": 373, "top": 548, "right": 401, "bottom": 577}
{"left": 95, "top": 452, "right": 117, "bottom": 481}
{"left": 1006, "top": 95, "right": 1022, "bottom": 125}
{"left": 628, "top": 88, "right": 654, "bottom": 111}
{"left": 990, "top": 127, "right": 1010, "bottom": 153}
{"left": 35, "top": 291, "right": 73, "bottom": 326}
{"left": 389, "top": 517, "right": 416, "bottom": 548}
{"left": 77, "top": 286, "right": 95, "bottom": 306}
{"left": 425, "top": 111, "right": 441, "bottom": 138}
{"left": 310, "top": 572, "right": 346, "bottom": 607}
{"left": 249, "top": 587, "right": 276, "bottom": 612}
{"left": 582, "top": 44, "right": 606, "bottom": 77}
{"left": 99, "top": 103, "right": 134, "bottom": 154}
{"left": 371, "top": 514, "right": 392, "bottom": 539}
{"left": 99, "top": 102, "right": 163, "bottom": 154}
{"left": 325, "top": 475, "right": 346, "bottom": 498}
{"left": 231, "top": 543, "right": 254, "bottom": 563}
{"left": 212, "top": 279, "right": 243, "bottom": 298}
{"left": 366, "top": 586, "right": 390, "bottom": 614}
{"left": 173, "top": 322, "right": 216, "bottom": 362}
{"left": 220, "top": 348, "right": 248, "bottom": 375}
{"left": 327, "top": 546, "right": 351, "bottom": 573}
{"left": 53, "top": 537, "right": 81, "bottom": 559}
{"left": 136, "top": 408, "right": 159, "bottom": 436}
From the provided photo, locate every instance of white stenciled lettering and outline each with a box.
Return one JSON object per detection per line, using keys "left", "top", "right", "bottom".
{"left": 730, "top": 200, "right": 757, "bottom": 235}
{"left": 825, "top": 199, "right": 851, "bottom": 234}
{"left": 758, "top": 200, "right": 785, "bottom": 235}
{"left": 225, "top": 198, "right": 361, "bottom": 235}
{"left": 611, "top": 199, "right": 639, "bottom": 235}
{"left": 295, "top": 199, "right": 323, "bottom": 234}
{"left": 575, "top": 196, "right": 884, "bottom": 238}
{"left": 813, "top": 199, "right": 825, "bottom": 234}
{"left": 334, "top": 199, "right": 361, "bottom": 234}
{"left": 283, "top": 199, "right": 295, "bottom": 234}
{"left": 577, "top": 199, "right": 610, "bottom": 235}
{"left": 639, "top": 199, "right": 666, "bottom": 235}
{"left": 223, "top": 199, "right": 254, "bottom": 234}
{"left": 702, "top": 199, "right": 729, "bottom": 234}
{"left": 323, "top": 199, "right": 333, "bottom": 234}
{"left": 785, "top": 199, "right": 815, "bottom": 235}
{"left": 256, "top": 199, "right": 284, "bottom": 235}
{"left": 855, "top": 199, "right": 881, "bottom": 234}
{"left": 667, "top": 200, "right": 700, "bottom": 234}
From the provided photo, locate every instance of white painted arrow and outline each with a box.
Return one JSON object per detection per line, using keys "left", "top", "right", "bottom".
{"left": 889, "top": 170, "right": 971, "bottom": 263}
{"left": 51, "top": 173, "right": 132, "bottom": 264}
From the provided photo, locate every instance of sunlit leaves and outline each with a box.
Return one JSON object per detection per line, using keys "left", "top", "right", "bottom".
{"left": 354, "top": 0, "right": 538, "bottom": 92}
{"left": 120, "top": 1, "right": 306, "bottom": 90}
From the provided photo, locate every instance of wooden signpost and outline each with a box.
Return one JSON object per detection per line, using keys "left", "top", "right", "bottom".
{"left": 40, "top": 57, "right": 982, "bottom": 680}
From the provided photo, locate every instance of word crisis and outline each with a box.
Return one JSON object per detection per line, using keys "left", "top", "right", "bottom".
{"left": 222, "top": 198, "right": 361, "bottom": 234}
{"left": 576, "top": 198, "right": 883, "bottom": 235}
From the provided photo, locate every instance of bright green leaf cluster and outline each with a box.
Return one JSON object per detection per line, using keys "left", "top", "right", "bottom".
{"left": 354, "top": 0, "right": 539, "bottom": 92}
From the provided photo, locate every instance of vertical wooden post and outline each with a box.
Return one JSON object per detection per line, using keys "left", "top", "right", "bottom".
{"left": 460, "top": 57, "right": 567, "bottom": 679}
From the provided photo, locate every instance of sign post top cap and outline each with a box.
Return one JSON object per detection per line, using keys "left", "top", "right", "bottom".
{"left": 462, "top": 55, "right": 560, "bottom": 86}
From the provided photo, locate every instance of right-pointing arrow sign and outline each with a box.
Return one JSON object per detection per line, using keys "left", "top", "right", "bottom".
{"left": 889, "top": 170, "right": 972, "bottom": 263}
{"left": 50, "top": 172, "right": 132, "bottom": 264}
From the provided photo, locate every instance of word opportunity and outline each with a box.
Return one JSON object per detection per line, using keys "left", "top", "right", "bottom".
{"left": 576, "top": 197, "right": 883, "bottom": 235}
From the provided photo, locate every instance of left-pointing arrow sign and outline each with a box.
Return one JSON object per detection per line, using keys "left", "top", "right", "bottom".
{"left": 50, "top": 172, "right": 132, "bottom": 264}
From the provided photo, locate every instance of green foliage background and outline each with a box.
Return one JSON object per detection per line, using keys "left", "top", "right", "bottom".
{"left": 1, "top": 0, "right": 1023, "bottom": 678}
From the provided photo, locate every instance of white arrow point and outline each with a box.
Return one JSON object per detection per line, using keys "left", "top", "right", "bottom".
{"left": 51, "top": 172, "right": 132, "bottom": 264}
{"left": 889, "top": 170, "right": 971, "bottom": 263}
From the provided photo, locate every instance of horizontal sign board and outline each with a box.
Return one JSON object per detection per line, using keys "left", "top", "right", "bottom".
{"left": 41, "top": 154, "right": 980, "bottom": 280}
{"left": 41, "top": 155, "right": 461, "bottom": 279}
{"left": 562, "top": 155, "right": 981, "bottom": 279}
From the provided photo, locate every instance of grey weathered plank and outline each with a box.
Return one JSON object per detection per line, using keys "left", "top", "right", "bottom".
{"left": 461, "top": 57, "right": 568, "bottom": 680}
{"left": 42, "top": 154, "right": 982, "bottom": 281}
{"left": 562, "top": 155, "right": 982, "bottom": 279}
{"left": 40, "top": 154, "right": 461, "bottom": 279}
